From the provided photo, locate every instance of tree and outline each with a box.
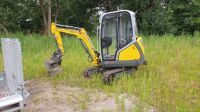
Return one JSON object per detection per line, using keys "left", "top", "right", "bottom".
{"left": 0, "top": 0, "right": 43, "bottom": 33}
{"left": 120, "top": 0, "right": 174, "bottom": 35}
{"left": 0, "top": 0, "right": 22, "bottom": 32}
{"left": 39, "top": 0, "right": 52, "bottom": 35}
{"left": 0, "top": 0, "right": 199, "bottom": 35}
{"left": 170, "top": 0, "right": 200, "bottom": 35}
{"left": 98, "top": 0, "right": 123, "bottom": 11}
{"left": 52, "top": 0, "right": 99, "bottom": 33}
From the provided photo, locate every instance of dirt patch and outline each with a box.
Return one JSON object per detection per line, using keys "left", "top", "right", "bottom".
{"left": 23, "top": 80, "right": 157, "bottom": 112}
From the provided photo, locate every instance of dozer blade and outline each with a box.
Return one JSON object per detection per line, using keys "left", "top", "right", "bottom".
{"left": 45, "top": 59, "right": 62, "bottom": 77}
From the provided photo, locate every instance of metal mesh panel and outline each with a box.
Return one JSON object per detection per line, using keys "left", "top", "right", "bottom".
{"left": 1, "top": 38, "right": 24, "bottom": 95}
{"left": 0, "top": 72, "right": 6, "bottom": 90}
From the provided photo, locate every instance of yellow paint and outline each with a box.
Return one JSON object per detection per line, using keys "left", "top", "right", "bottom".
{"left": 51, "top": 22, "right": 145, "bottom": 66}
{"left": 51, "top": 23, "right": 64, "bottom": 54}
{"left": 136, "top": 36, "right": 145, "bottom": 54}
{"left": 118, "top": 44, "right": 140, "bottom": 60}
{"left": 51, "top": 23, "right": 100, "bottom": 66}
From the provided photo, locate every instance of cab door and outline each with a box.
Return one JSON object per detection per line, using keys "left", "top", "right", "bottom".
{"left": 101, "top": 13, "right": 117, "bottom": 61}
{"left": 117, "top": 12, "right": 141, "bottom": 61}
{"left": 118, "top": 12, "right": 133, "bottom": 50}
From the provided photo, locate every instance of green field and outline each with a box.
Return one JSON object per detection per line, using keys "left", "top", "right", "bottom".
{"left": 0, "top": 33, "right": 200, "bottom": 111}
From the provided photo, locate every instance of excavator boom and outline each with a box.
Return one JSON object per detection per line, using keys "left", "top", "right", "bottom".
{"left": 45, "top": 23, "right": 100, "bottom": 75}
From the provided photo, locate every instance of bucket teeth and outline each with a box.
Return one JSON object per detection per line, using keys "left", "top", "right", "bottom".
{"left": 47, "top": 66, "right": 62, "bottom": 77}
{"left": 45, "top": 59, "right": 56, "bottom": 69}
{"left": 44, "top": 59, "right": 62, "bottom": 76}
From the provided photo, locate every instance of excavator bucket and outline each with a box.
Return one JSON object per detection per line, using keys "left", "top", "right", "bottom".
{"left": 45, "top": 59, "right": 62, "bottom": 76}
{"left": 45, "top": 50, "right": 63, "bottom": 76}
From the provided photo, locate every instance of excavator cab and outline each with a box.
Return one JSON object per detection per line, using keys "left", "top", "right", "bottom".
{"left": 99, "top": 10, "right": 145, "bottom": 68}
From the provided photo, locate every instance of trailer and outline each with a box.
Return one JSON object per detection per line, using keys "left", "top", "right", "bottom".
{"left": 0, "top": 38, "right": 29, "bottom": 112}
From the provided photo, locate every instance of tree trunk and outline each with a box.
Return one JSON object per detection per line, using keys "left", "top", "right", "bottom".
{"left": 0, "top": 23, "right": 8, "bottom": 36}
{"left": 55, "top": 9, "right": 59, "bottom": 24}
{"left": 40, "top": 0, "right": 48, "bottom": 35}
{"left": 106, "top": 0, "right": 112, "bottom": 11}
{"left": 99, "top": 0, "right": 112, "bottom": 11}
{"left": 54, "top": 0, "right": 59, "bottom": 23}
{"left": 47, "top": 0, "right": 51, "bottom": 36}
{"left": 146, "top": 0, "right": 154, "bottom": 10}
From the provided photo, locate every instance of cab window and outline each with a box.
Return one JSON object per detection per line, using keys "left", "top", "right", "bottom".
{"left": 118, "top": 12, "right": 133, "bottom": 49}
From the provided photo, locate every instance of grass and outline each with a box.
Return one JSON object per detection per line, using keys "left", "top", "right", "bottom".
{"left": 0, "top": 32, "right": 200, "bottom": 111}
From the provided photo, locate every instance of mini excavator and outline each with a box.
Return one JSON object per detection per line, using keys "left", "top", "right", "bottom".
{"left": 45, "top": 10, "right": 146, "bottom": 83}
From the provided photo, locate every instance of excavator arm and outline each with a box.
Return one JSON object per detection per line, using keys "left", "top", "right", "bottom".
{"left": 45, "top": 23, "right": 100, "bottom": 75}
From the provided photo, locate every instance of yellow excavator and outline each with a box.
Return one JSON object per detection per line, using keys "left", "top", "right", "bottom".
{"left": 45, "top": 10, "right": 146, "bottom": 83}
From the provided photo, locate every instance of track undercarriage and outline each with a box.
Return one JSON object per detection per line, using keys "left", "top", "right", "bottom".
{"left": 45, "top": 51, "right": 140, "bottom": 84}
{"left": 84, "top": 66, "right": 138, "bottom": 84}
{"left": 45, "top": 59, "right": 138, "bottom": 84}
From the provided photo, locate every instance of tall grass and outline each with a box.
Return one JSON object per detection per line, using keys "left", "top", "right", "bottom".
{"left": 0, "top": 32, "right": 199, "bottom": 111}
